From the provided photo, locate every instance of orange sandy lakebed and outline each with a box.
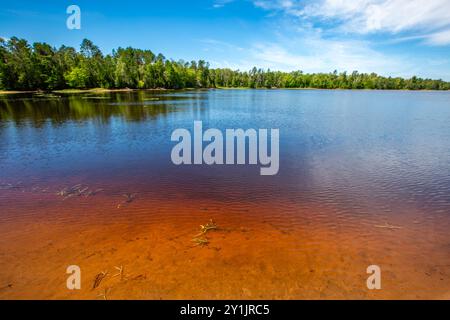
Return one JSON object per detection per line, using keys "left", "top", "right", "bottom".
{"left": 0, "top": 183, "right": 449, "bottom": 300}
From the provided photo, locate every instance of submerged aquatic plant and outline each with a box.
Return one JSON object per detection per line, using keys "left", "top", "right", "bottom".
{"left": 192, "top": 237, "right": 209, "bottom": 247}
{"left": 56, "top": 184, "right": 102, "bottom": 200}
{"left": 117, "top": 193, "right": 136, "bottom": 208}
{"left": 92, "top": 270, "right": 108, "bottom": 290}
{"left": 191, "top": 219, "right": 219, "bottom": 247}
{"left": 57, "top": 184, "right": 83, "bottom": 199}
{"left": 112, "top": 265, "right": 124, "bottom": 280}
{"left": 85, "top": 188, "right": 104, "bottom": 197}
{"left": 196, "top": 219, "right": 218, "bottom": 236}
{"left": 97, "top": 287, "right": 111, "bottom": 300}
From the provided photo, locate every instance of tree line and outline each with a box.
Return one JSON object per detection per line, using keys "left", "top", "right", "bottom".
{"left": 1, "top": 37, "right": 449, "bottom": 91}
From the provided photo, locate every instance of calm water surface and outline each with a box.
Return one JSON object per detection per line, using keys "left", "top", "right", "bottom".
{"left": 0, "top": 89, "right": 449, "bottom": 299}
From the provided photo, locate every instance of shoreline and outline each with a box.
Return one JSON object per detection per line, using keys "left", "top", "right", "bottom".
{"left": 0, "top": 88, "right": 170, "bottom": 95}
{"left": 1, "top": 87, "right": 449, "bottom": 95}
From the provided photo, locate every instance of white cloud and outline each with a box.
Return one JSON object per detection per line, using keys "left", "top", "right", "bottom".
{"left": 308, "top": 0, "right": 450, "bottom": 34}
{"left": 425, "top": 29, "right": 450, "bottom": 46}
{"left": 253, "top": 0, "right": 450, "bottom": 46}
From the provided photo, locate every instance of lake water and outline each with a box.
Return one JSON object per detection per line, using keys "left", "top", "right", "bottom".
{"left": 0, "top": 89, "right": 449, "bottom": 299}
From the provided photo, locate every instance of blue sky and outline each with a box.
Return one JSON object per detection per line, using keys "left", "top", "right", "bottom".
{"left": 1, "top": 0, "right": 450, "bottom": 80}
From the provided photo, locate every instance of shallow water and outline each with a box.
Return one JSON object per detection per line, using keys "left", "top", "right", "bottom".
{"left": 0, "top": 89, "right": 449, "bottom": 299}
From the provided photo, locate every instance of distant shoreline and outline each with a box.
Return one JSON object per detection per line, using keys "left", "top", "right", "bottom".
{"left": 215, "top": 87, "right": 450, "bottom": 92}
{"left": 1, "top": 87, "right": 450, "bottom": 95}
{"left": 0, "top": 88, "right": 168, "bottom": 95}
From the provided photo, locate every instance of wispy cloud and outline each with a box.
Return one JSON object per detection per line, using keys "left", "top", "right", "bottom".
{"left": 253, "top": 0, "right": 296, "bottom": 11}
{"left": 305, "top": 0, "right": 450, "bottom": 34}
{"left": 212, "top": 0, "right": 236, "bottom": 8}
{"left": 252, "top": 0, "right": 450, "bottom": 46}
{"left": 249, "top": 40, "right": 403, "bottom": 74}
{"left": 200, "top": 38, "right": 244, "bottom": 51}
{"left": 203, "top": 33, "right": 416, "bottom": 78}
{"left": 425, "top": 29, "right": 450, "bottom": 46}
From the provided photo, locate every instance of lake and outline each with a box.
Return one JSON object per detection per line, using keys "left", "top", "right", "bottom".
{"left": 0, "top": 89, "right": 449, "bottom": 299}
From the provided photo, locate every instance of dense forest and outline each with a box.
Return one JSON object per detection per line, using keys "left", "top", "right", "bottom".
{"left": 1, "top": 37, "right": 449, "bottom": 91}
